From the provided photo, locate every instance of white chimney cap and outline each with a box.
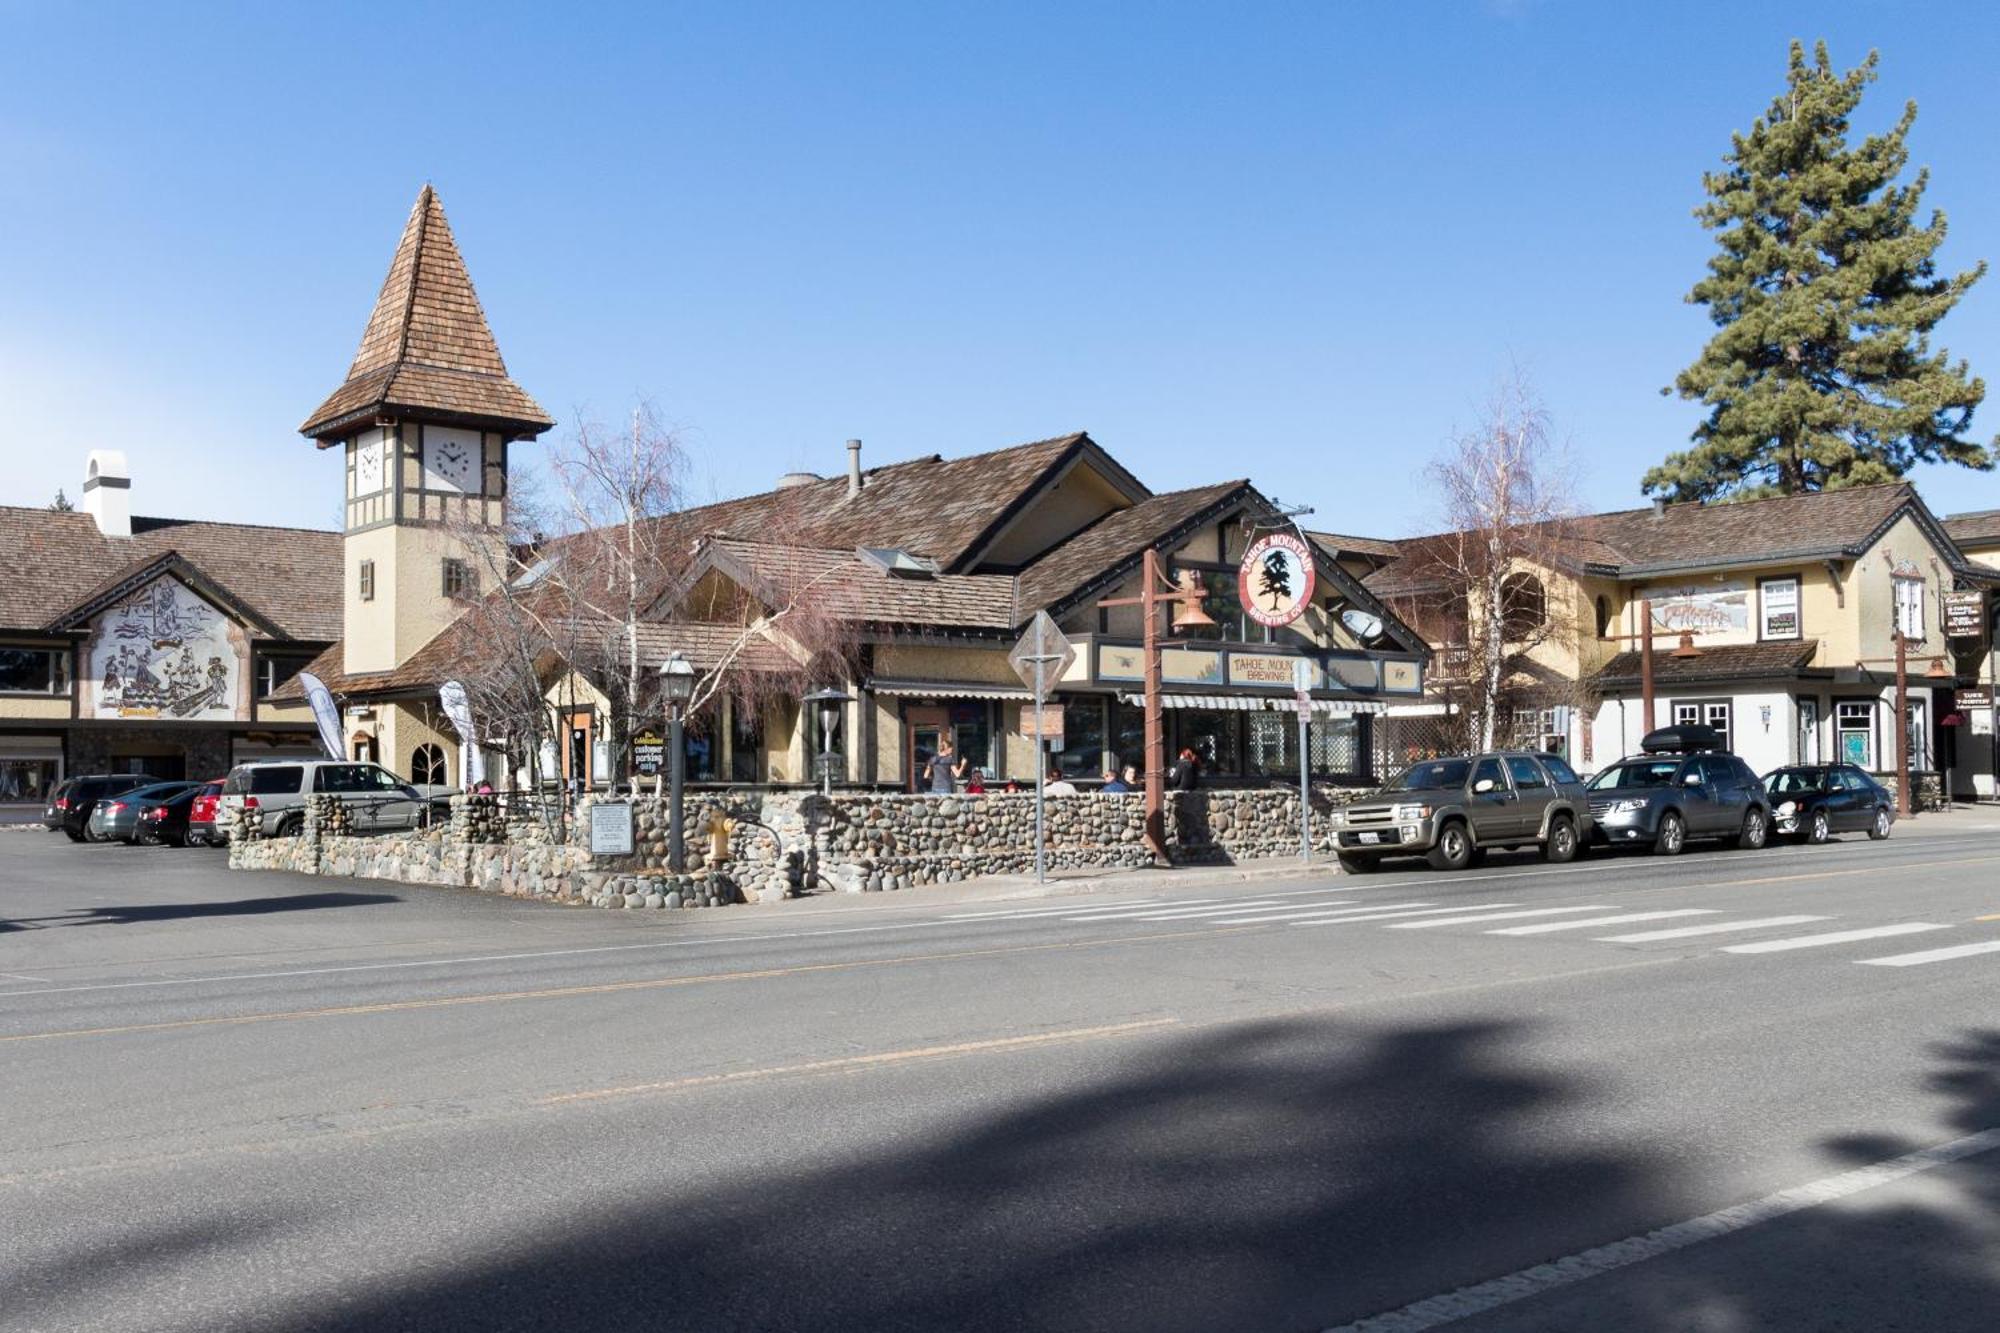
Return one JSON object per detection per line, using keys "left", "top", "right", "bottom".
{"left": 84, "top": 449, "right": 132, "bottom": 537}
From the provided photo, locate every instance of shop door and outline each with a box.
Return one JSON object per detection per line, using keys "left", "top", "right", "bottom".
{"left": 906, "top": 706, "right": 948, "bottom": 792}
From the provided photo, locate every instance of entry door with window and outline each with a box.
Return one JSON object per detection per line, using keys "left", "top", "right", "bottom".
{"left": 1837, "top": 702, "right": 1877, "bottom": 770}
{"left": 1796, "top": 699, "right": 1820, "bottom": 765}
{"left": 906, "top": 706, "right": 948, "bottom": 792}
{"left": 564, "top": 711, "right": 593, "bottom": 789}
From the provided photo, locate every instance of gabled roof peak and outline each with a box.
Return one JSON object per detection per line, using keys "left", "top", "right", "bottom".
{"left": 300, "top": 184, "right": 552, "bottom": 444}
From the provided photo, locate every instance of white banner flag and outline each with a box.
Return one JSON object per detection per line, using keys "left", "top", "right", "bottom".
{"left": 296, "top": 672, "right": 343, "bottom": 761}
{"left": 438, "top": 680, "right": 485, "bottom": 788}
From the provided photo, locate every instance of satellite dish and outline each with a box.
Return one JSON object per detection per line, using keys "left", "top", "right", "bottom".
{"left": 1339, "top": 607, "right": 1385, "bottom": 642}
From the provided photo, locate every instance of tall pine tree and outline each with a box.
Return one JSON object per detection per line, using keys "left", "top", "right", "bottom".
{"left": 1645, "top": 42, "right": 1992, "bottom": 502}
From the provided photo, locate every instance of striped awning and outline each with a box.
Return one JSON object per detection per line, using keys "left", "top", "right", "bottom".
{"left": 868, "top": 679, "right": 1034, "bottom": 701}
{"left": 1119, "top": 692, "right": 1387, "bottom": 715}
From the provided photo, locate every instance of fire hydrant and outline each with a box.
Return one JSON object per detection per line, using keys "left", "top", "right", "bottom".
{"left": 706, "top": 808, "right": 733, "bottom": 865}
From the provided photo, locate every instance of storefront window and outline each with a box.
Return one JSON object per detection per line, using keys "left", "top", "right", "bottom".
{"left": 0, "top": 759, "right": 59, "bottom": 803}
{"left": 1309, "top": 716, "right": 1364, "bottom": 777}
{"left": 949, "top": 702, "right": 992, "bottom": 776}
{"left": 1837, "top": 701, "right": 1876, "bottom": 769}
{"left": 683, "top": 723, "right": 716, "bottom": 781}
{"left": 730, "top": 700, "right": 764, "bottom": 782}
{"left": 1111, "top": 699, "right": 1147, "bottom": 778}
{"left": 1245, "top": 713, "right": 1298, "bottom": 780}
{"left": 0, "top": 648, "right": 67, "bottom": 694}
{"left": 1173, "top": 709, "right": 1241, "bottom": 775}
{"left": 1057, "top": 698, "right": 1107, "bottom": 780}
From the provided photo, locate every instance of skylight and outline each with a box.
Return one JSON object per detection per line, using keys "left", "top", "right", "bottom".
{"left": 858, "top": 547, "right": 940, "bottom": 580}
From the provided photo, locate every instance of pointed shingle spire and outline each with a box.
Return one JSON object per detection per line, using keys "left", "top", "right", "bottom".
{"left": 300, "top": 185, "right": 553, "bottom": 445}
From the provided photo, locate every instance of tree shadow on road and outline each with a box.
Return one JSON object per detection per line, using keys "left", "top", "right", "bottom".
{"left": 2, "top": 891, "right": 401, "bottom": 930}
{"left": 259, "top": 1014, "right": 1682, "bottom": 1333}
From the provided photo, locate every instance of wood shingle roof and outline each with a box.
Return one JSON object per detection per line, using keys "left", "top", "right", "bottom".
{"left": 300, "top": 185, "right": 553, "bottom": 443}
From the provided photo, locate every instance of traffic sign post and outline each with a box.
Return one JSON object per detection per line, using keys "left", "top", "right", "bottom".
{"left": 1293, "top": 658, "right": 1313, "bottom": 864}
{"left": 1010, "top": 611, "right": 1075, "bottom": 885}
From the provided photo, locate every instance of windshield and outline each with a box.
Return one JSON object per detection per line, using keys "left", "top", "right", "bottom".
{"left": 1764, "top": 769, "right": 1828, "bottom": 795}
{"left": 1587, "top": 760, "right": 1682, "bottom": 790}
{"left": 1390, "top": 759, "right": 1471, "bottom": 791}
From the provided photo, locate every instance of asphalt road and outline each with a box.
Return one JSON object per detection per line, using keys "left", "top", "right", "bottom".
{"left": 4, "top": 818, "right": 2000, "bottom": 1332}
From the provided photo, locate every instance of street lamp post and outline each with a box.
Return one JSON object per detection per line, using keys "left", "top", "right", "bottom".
{"left": 1096, "top": 548, "right": 1216, "bottom": 864}
{"left": 802, "top": 687, "right": 853, "bottom": 797}
{"left": 658, "top": 652, "right": 695, "bottom": 871}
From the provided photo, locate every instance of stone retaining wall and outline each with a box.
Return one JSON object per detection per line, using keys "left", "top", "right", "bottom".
{"left": 229, "top": 785, "right": 1370, "bottom": 908}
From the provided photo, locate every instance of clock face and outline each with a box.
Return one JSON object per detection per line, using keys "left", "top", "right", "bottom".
{"left": 355, "top": 438, "right": 384, "bottom": 494}
{"left": 423, "top": 429, "right": 480, "bottom": 493}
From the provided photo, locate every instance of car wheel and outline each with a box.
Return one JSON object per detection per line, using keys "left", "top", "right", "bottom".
{"left": 1543, "top": 815, "right": 1578, "bottom": 863}
{"left": 1336, "top": 853, "right": 1379, "bottom": 874}
{"left": 1806, "top": 809, "right": 1831, "bottom": 845}
{"left": 1653, "top": 810, "right": 1685, "bottom": 856}
{"left": 1869, "top": 806, "right": 1892, "bottom": 840}
{"left": 63, "top": 827, "right": 86, "bottom": 843}
{"left": 1426, "top": 822, "right": 1474, "bottom": 872}
{"left": 275, "top": 811, "right": 305, "bottom": 838}
{"left": 1736, "top": 808, "right": 1767, "bottom": 851}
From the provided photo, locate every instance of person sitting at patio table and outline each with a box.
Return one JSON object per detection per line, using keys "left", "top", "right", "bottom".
{"left": 1044, "top": 767, "right": 1079, "bottom": 796}
{"left": 1100, "top": 768, "right": 1129, "bottom": 793}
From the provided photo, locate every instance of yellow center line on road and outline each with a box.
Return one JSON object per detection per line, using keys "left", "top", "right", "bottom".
{"left": 539, "top": 1018, "right": 1182, "bottom": 1105}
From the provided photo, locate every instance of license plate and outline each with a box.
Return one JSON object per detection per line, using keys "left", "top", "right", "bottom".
{"left": 1357, "top": 831, "right": 1380, "bottom": 844}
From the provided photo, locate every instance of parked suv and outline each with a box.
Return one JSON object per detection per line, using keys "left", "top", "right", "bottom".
{"left": 221, "top": 760, "right": 432, "bottom": 838}
{"left": 50, "top": 774, "right": 158, "bottom": 842}
{"left": 1586, "top": 725, "right": 1770, "bottom": 855}
{"left": 1331, "top": 750, "right": 1595, "bottom": 873}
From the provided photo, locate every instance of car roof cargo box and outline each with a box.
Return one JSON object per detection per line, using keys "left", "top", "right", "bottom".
{"left": 1640, "top": 724, "right": 1727, "bottom": 754}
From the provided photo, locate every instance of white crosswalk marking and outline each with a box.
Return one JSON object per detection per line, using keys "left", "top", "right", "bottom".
{"left": 1061, "top": 899, "right": 1290, "bottom": 922}
{"left": 1856, "top": 939, "right": 2000, "bottom": 968}
{"left": 1596, "top": 914, "right": 1832, "bottom": 943}
{"left": 1289, "top": 904, "right": 1524, "bottom": 927}
{"left": 1722, "top": 922, "right": 1949, "bottom": 954}
{"left": 1202, "top": 901, "right": 1436, "bottom": 925}
{"left": 1484, "top": 909, "right": 1719, "bottom": 937}
{"left": 1387, "top": 905, "right": 1616, "bottom": 930}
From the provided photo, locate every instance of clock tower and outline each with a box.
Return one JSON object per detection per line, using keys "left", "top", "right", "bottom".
{"left": 300, "top": 185, "right": 552, "bottom": 679}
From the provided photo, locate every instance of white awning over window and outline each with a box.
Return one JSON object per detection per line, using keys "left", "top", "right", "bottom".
{"left": 868, "top": 679, "right": 1034, "bottom": 701}
{"left": 1118, "top": 692, "right": 1387, "bottom": 715}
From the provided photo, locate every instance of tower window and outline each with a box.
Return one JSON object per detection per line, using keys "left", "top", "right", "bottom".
{"left": 359, "top": 560, "right": 376, "bottom": 602}
{"left": 442, "top": 558, "right": 476, "bottom": 599}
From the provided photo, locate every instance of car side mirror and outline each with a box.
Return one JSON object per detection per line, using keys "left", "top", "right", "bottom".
{"left": 1473, "top": 778, "right": 1496, "bottom": 794}
{"left": 1683, "top": 772, "right": 1703, "bottom": 787}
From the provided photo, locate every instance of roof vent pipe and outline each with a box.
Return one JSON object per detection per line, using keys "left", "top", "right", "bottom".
{"left": 1651, "top": 497, "right": 1666, "bottom": 520}
{"left": 846, "top": 439, "right": 863, "bottom": 497}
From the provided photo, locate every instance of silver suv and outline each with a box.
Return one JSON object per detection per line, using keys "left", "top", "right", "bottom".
{"left": 221, "top": 760, "right": 433, "bottom": 838}
{"left": 1331, "top": 751, "right": 1594, "bottom": 873}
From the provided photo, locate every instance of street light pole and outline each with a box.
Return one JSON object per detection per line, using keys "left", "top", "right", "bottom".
{"left": 657, "top": 652, "right": 695, "bottom": 873}
{"left": 1894, "top": 629, "right": 1911, "bottom": 819}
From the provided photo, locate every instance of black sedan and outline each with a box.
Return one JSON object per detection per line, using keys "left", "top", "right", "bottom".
{"left": 1763, "top": 764, "right": 1895, "bottom": 843}
{"left": 133, "top": 784, "right": 210, "bottom": 847}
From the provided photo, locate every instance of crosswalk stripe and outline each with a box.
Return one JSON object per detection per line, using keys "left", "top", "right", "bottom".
{"left": 943, "top": 899, "right": 1208, "bottom": 920}
{"left": 1062, "top": 900, "right": 1290, "bottom": 922}
{"left": 1722, "top": 922, "right": 1949, "bottom": 954}
{"left": 1856, "top": 939, "right": 2000, "bottom": 968}
{"left": 1485, "top": 909, "right": 1720, "bottom": 937}
{"left": 1203, "top": 901, "right": 1436, "bottom": 926}
{"left": 1292, "top": 903, "right": 1525, "bottom": 927}
{"left": 1388, "top": 906, "right": 1616, "bottom": 930}
{"left": 1596, "top": 915, "right": 1832, "bottom": 943}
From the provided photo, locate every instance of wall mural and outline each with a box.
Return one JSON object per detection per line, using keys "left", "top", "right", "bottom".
{"left": 89, "top": 578, "right": 239, "bottom": 720}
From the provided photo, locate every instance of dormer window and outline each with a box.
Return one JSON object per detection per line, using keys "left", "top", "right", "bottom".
{"left": 857, "top": 547, "right": 939, "bottom": 580}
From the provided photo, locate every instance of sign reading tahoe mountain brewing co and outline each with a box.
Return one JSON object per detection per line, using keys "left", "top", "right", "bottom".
{"left": 1238, "top": 532, "right": 1315, "bottom": 629}
{"left": 1945, "top": 591, "right": 1988, "bottom": 642}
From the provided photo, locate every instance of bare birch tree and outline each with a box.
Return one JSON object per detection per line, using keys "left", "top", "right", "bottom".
{"left": 1393, "top": 375, "right": 1583, "bottom": 752}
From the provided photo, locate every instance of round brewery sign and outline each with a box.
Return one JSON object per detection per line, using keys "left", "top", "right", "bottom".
{"left": 1238, "top": 531, "right": 1316, "bottom": 628}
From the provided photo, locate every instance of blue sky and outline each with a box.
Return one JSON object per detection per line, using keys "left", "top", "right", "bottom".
{"left": 4, "top": 1, "right": 1999, "bottom": 538}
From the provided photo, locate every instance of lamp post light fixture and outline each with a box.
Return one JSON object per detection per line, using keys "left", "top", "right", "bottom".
{"left": 658, "top": 651, "right": 696, "bottom": 871}
{"left": 801, "top": 686, "right": 853, "bottom": 796}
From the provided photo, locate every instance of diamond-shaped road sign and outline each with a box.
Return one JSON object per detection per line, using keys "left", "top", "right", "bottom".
{"left": 1009, "top": 611, "right": 1076, "bottom": 703}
